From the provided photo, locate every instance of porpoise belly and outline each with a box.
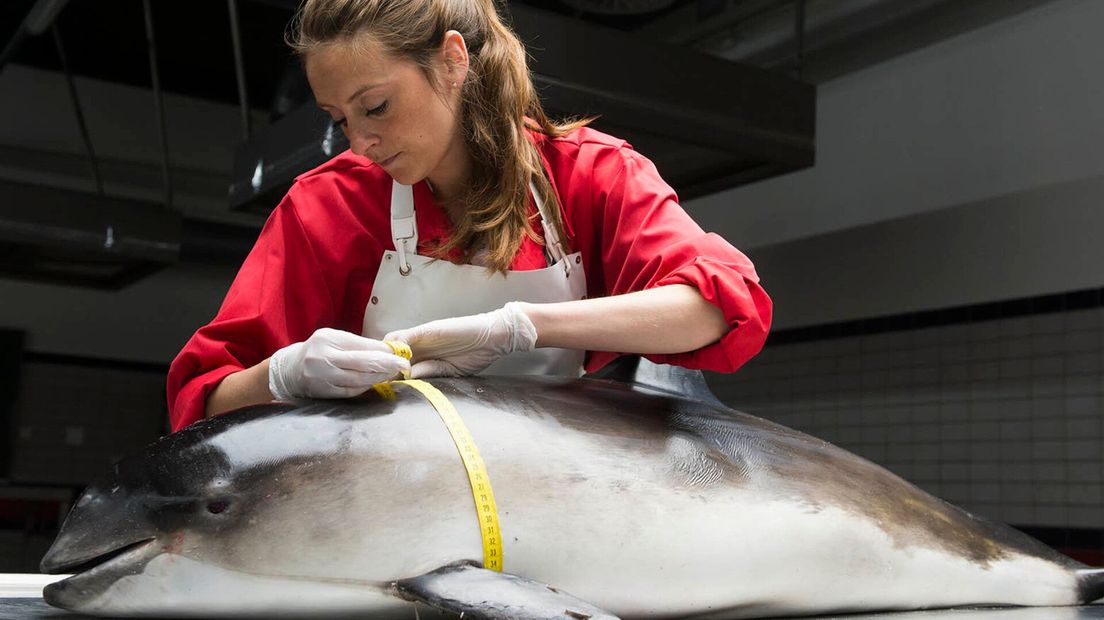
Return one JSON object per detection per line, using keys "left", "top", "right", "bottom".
{"left": 503, "top": 489, "right": 1079, "bottom": 619}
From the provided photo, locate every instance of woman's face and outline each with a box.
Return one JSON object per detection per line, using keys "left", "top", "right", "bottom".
{"left": 306, "top": 37, "right": 465, "bottom": 187}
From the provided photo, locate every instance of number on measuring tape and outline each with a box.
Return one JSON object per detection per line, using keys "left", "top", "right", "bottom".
{"left": 391, "top": 379, "right": 504, "bottom": 572}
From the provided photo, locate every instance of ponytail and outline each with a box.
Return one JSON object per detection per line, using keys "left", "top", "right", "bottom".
{"left": 291, "top": 0, "right": 592, "bottom": 273}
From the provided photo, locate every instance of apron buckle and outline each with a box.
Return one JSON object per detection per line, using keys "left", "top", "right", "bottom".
{"left": 392, "top": 215, "right": 416, "bottom": 276}
{"left": 396, "top": 242, "right": 413, "bottom": 276}
{"left": 556, "top": 243, "right": 572, "bottom": 276}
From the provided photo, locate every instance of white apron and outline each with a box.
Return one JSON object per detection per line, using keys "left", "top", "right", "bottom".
{"left": 362, "top": 180, "right": 587, "bottom": 377}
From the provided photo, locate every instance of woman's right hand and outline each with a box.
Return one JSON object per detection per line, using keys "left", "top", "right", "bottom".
{"left": 268, "top": 328, "right": 411, "bottom": 400}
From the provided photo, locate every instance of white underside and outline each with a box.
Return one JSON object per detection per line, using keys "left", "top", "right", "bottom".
{"left": 78, "top": 501, "right": 1078, "bottom": 619}
{"left": 490, "top": 492, "right": 1077, "bottom": 618}
{"left": 78, "top": 555, "right": 431, "bottom": 619}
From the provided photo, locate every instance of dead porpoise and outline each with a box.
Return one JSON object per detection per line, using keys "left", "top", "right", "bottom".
{"left": 39, "top": 370, "right": 1104, "bottom": 618}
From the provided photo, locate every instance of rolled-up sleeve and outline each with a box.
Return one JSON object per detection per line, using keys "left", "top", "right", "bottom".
{"left": 577, "top": 144, "right": 772, "bottom": 373}
{"left": 165, "top": 195, "right": 336, "bottom": 432}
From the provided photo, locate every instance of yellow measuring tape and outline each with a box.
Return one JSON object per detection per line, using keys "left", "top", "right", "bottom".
{"left": 372, "top": 341, "right": 503, "bottom": 572}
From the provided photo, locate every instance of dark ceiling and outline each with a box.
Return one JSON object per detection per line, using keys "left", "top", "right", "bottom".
{"left": 0, "top": 0, "right": 692, "bottom": 118}
{"left": 0, "top": 0, "right": 1051, "bottom": 289}
{"left": 8, "top": 0, "right": 799, "bottom": 288}
{"left": 1, "top": 0, "right": 1060, "bottom": 130}
{"left": 2, "top": 1, "right": 316, "bottom": 115}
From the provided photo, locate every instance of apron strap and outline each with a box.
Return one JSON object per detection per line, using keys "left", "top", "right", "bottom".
{"left": 390, "top": 181, "right": 417, "bottom": 275}
{"left": 391, "top": 179, "right": 569, "bottom": 276}
{"left": 530, "top": 180, "right": 571, "bottom": 275}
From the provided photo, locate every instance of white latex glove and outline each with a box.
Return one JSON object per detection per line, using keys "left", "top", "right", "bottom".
{"left": 384, "top": 302, "right": 537, "bottom": 378}
{"left": 268, "top": 328, "right": 411, "bottom": 400}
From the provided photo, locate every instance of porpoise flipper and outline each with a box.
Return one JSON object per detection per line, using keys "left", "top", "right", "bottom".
{"left": 392, "top": 561, "right": 619, "bottom": 620}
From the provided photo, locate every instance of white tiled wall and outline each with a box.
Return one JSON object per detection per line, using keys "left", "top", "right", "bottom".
{"left": 708, "top": 307, "right": 1104, "bottom": 529}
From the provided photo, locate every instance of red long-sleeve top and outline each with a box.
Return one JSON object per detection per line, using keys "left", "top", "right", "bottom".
{"left": 166, "top": 127, "right": 771, "bottom": 431}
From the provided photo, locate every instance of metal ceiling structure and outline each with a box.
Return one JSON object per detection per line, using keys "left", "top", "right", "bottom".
{"left": 1, "top": 0, "right": 185, "bottom": 289}
{"left": 646, "top": 0, "right": 1059, "bottom": 83}
{"left": 0, "top": 0, "right": 1058, "bottom": 288}
{"left": 0, "top": 179, "right": 179, "bottom": 289}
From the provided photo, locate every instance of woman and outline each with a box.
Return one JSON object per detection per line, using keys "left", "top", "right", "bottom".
{"left": 166, "top": 0, "right": 771, "bottom": 432}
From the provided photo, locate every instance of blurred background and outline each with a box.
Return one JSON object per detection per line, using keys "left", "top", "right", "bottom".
{"left": 0, "top": 0, "right": 1100, "bottom": 572}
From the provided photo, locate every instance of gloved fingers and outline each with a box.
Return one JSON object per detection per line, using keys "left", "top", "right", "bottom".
{"left": 382, "top": 323, "right": 437, "bottom": 346}
{"left": 271, "top": 329, "right": 411, "bottom": 401}
{"left": 310, "top": 364, "right": 401, "bottom": 389}
{"left": 315, "top": 328, "right": 394, "bottom": 354}
{"left": 326, "top": 349, "right": 411, "bottom": 375}
{"left": 384, "top": 305, "right": 536, "bottom": 377}
{"left": 385, "top": 321, "right": 490, "bottom": 361}
{"left": 382, "top": 327, "right": 413, "bottom": 344}
{"left": 410, "top": 359, "right": 463, "bottom": 379}
{"left": 383, "top": 326, "right": 449, "bottom": 359}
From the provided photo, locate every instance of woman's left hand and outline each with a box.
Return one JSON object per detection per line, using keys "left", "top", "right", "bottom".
{"left": 384, "top": 302, "right": 538, "bottom": 378}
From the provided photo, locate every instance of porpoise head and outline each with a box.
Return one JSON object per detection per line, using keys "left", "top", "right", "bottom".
{"left": 38, "top": 401, "right": 413, "bottom": 617}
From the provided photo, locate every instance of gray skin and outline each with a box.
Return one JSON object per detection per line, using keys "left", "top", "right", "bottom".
{"left": 39, "top": 373, "right": 1104, "bottom": 619}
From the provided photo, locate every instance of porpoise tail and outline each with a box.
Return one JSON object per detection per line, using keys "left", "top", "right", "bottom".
{"left": 1077, "top": 569, "right": 1104, "bottom": 603}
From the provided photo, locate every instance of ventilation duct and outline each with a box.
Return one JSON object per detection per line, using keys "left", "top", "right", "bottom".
{"left": 0, "top": 180, "right": 181, "bottom": 289}
{"left": 230, "top": 100, "right": 347, "bottom": 215}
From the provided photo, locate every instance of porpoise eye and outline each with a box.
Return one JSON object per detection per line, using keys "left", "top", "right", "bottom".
{"left": 207, "top": 500, "right": 230, "bottom": 514}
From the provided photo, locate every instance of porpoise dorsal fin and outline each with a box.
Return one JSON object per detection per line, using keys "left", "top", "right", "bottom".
{"left": 1078, "top": 568, "right": 1104, "bottom": 604}
{"left": 392, "top": 561, "right": 618, "bottom": 620}
{"left": 586, "top": 355, "right": 724, "bottom": 407}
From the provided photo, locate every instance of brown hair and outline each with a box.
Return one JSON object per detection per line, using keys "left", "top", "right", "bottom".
{"left": 289, "top": 0, "right": 591, "bottom": 272}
